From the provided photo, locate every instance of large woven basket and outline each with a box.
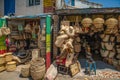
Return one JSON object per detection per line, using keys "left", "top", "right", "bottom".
{"left": 5, "top": 52, "right": 13, "bottom": 62}
{"left": 21, "top": 64, "right": 30, "bottom": 78}
{"left": 105, "top": 18, "right": 118, "bottom": 28}
{"left": 0, "top": 54, "right": 5, "bottom": 65}
{"left": 0, "top": 64, "right": 5, "bottom": 72}
{"left": 93, "top": 18, "right": 104, "bottom": 28}
{"left": 30, "top": 58, "right": 46, "bottom": 80}
{"left": 6, "top": 61, "right": 16, "bottom": 72}
{"left": 100, "top": 50, "right": 109, "bottom": 57}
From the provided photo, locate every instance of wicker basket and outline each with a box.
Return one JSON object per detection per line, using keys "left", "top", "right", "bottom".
{"left": 21, "top": 64, "right": 30, "bottom": 78}
{"left": 6, "top": 61, "right": 16, "bottom": 72}
{"left": 100, "top": 50, "right": 109, "bottom": 57}
{"left": 30, "top": 58, "right": 46, "bottom": 80}
{"left": 105, "top": 18, "right": 118, "bottom": 28}
{"left": 0, "top": 54, "right": 5, "bottom": 65}
{"left": 0, "top": 64, "right": 5, "bottom": 72}
{"left": 5, "top": 52, "right": 13, "bottom": 62}
{"left": 105, "top": 43, "right": 114, "bottom": 50}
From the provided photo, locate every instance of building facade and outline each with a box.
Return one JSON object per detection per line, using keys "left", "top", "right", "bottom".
{"left": 0, "top": 0, "right": 4, "bottom": 16}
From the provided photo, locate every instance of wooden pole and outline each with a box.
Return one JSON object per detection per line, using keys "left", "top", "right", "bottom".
{"left": 46, "top": 15, "right": 51, "bottom": 69}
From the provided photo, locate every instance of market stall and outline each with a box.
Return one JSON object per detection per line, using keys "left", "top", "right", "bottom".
{"left": 51, "top": 8, "right": 120, "bottom": 78}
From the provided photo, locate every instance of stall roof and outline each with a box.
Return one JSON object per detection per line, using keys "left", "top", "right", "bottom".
{"left": 55, "top": 7, "right": 120, "bottom": 15}
{"left": 7, "top": 13, "right": 52, "bottom": 20}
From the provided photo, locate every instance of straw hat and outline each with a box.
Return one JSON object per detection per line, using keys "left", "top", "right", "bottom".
{"left": 81, "top": 18, "right": 92, "bottom": 24}
{"left": 105, "top": 18, "right": 118, "bottom": 28}
{"left": 93, "top": 18, "right": 104, "bottom": 24}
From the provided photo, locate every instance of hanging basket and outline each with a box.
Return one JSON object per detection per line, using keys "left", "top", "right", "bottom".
{"left": 0, "top": 54, "right": 5, "bottom": 65}
{"left": 104, "top": 43, "right": 114, "bottom": 50}
{"left": 108, "top": 51, "right": 115, "bottom": 58}
{"left": 6, "top": 61, "right": 16, "bottom": 72}
{"left": 5, "top": 52, "right": 13, "bottom": 62}
{"left": 100, "top": 50, "right": 109, "bottom": 57}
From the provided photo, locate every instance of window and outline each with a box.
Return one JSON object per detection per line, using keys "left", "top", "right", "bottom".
{"left": 28, "top": 0, "right": 40, "bottom": 6}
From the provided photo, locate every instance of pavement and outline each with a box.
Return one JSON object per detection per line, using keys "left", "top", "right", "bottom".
{"left": 0, "top": 59, "right": 120, "bottom": 80}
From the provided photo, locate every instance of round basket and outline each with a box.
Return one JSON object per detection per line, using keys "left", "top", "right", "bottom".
{"left": 30, "top": 58, "right": 46, "bottom": 80}
{"left": 5, "top": 52, "right": 13, "bottom": 62}
{"left": 0, "top": 64, "right": 5, "bottom": 72}
{"left": 21, "top": 64, "right": 30, "bottom": 78}
{"left": 0, "top": 54, "right": 5, "bottom": 65}
{"left": 6, "top": 61, "right": 16, "bottom": 72}
{"left": 93, "top": 18, "right": 104, "bottom": 29}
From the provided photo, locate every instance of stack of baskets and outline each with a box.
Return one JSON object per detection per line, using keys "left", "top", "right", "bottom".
{"left": 0, "top": 52, "right": 16, "bottom": 72}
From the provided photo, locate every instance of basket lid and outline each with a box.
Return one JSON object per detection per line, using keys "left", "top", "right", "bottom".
{"left": 5, "top": 52, "right": 12, "bottom": 55}
{"left": 7, "top": 61, "right": 16, "bottom": 65}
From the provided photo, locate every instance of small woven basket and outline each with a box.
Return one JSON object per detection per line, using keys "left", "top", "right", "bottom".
{"left": 0, "top": 54, "right": 5, "bottom": 65}
{"left": 6, "top": 61, "right": 16, "bottom": 72}
{"left": 5, "top": 52, "right": 13, "bottom": 62}
{"left": 0, "top": 64, "right": 5, "bottom": 72}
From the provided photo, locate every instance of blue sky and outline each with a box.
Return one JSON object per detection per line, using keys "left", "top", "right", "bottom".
{"left": 89, "top": 0, "right": 120, "bottom": 7}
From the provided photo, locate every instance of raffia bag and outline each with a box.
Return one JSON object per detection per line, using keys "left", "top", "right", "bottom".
{"left": 104, "top": 43, "right": 114, "bottom": 50}
{"left": 6, "top": 61, "right": 16, "bottom": 71}
{"left": 5, "top": 52, "right": 13, "bottom": 62}
{"left": 0, "top": 64, "right": 5, "bottom": 72}
{"left": 30, "top": 58, "right": 46, "bottom": 80}
{"left": 21, "top": 64, "right": 30, "bottom": 77}
{"left": 0, "top": 54, "right": 5, "bottom": 65}
{"left": 55, "top": 34, "right": 68, "bottom": 47}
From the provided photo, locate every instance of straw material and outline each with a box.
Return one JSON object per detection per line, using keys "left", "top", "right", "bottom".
{"left": 100, "top": 50, "right": 109, "bottom": 57}
{"left": 116, "top": 54, "right": 120, "bottom": 59}
{"left": 81, "top": 18, "right": 92, "bottom": 24}
{"left": 93, "top": 18, "right": 104, "bottom": 24}
{"left": 108, "top": 51, "right": 115, "bottom": 58}
{"left": 0, "top": 54, "right": 5, "bottom": 65}
{"left": 30, "top": 58, "right": 45, "bottom": 80}
{"left": 0, "top": 64, "right": 5, "bottom": 72}
{"left": 6, "top": 61, "right": 16, "bottom": 72}
{"left": 112, "top": 59, "right": 118, "bottom": 67}
{"left": 103, "top": 35, "right": 110, "bottom": 42}
{"left": 21, "top": 64, "right": 30, "bottom": 77}
{"left": 65, "top": 26, "right": 75, "bottom": 37}
{"left": 24, "top": 24, "right": 32, "bottom": 33}
{"left": 105, "top": 18, "right": 118, "bottom": 28}
{"left": 104, "top": 43, "right": 114, "bottom": 50}
{"left": 1, "top": 27, "right": 11, "bottom": 35}
{"left": 5, "top": 52, "right": 13, "bottom": 62}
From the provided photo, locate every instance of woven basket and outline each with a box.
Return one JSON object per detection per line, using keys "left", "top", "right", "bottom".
{"left": 0, "top": 64, "right": 5, "bottom": 72}
{"left": 108, "top": 51, "right": 115, "bottom": 58}
{"left": 6, "top": 61, "right": 16, "bottom": 72}
{"left": 116, "top": 54, "right": 120, "bottom": 59}
{"left": 5, "top": 52, "right": 13, "bottom": 62}
{"left": 112, "top": 59, "right": 118, "bottom": 67}
{"left": 105, "top": 43, "right": 114, "bottom": 50}
{"left": 100, "top": 50, "right": 109, "bottom": 57}
{"left": 103, "top": 35, "right": 110, "bottom": 42}
{"left": 65, "top": 26, "right": 75, "bottom": 37}
{"left": 108, "top": 58, "right": 113, "bottom": 65}
{"left": 55, "top": 34, "right": 68, "bottom": 47}
{"left": 21, "top": 64, "right": 30, "bottom": 77}
{"left": 0, "top": 54, "right": 5, "bottom": 65}
{"left": 117, "top": 48, "right": 120, "bottom": 53}
{"left": 30, "top": 58, "right": 45, "bottom": 80}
